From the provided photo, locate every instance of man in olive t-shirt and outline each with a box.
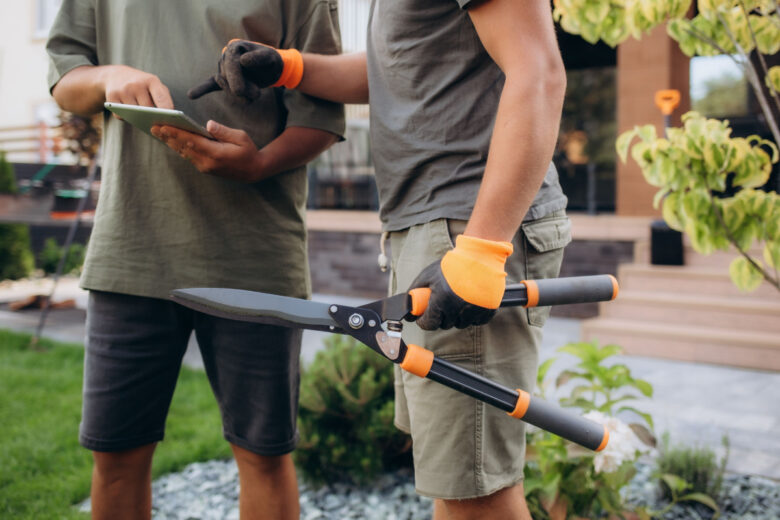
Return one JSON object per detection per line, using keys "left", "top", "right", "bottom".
{"left": 46, "top": 1, "right": 344, "bottom": 518}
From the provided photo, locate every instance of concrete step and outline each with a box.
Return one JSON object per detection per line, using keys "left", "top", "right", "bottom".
{"left": 601, "top": 290, "right": 780, "bottom": 333}
{"left": 618, "top": 263, "right": 780, "bottom": 299}
{"left": 581, "top": 317, "right": 780, "bottom": 371}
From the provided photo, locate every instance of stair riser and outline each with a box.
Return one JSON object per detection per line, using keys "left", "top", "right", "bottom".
{"left": 600, "top": 301, "right": 780, "bottom": 333}
{"left": 581, "top": 326, "right": 780, "bottom": 371}
{"left": 619, "top": 272, "right": 779, "bottom": 299}
{"left": 634, "top": 241, "right": 765, "bottom": 269}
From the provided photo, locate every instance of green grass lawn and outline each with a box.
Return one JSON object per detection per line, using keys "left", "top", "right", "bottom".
{"left": 0, "top": 329, "right": 232, "bottom": 519}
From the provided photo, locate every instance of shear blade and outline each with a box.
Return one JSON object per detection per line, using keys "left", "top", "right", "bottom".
{"left": 171, "top": 288, "right": 341, "bottom": 332}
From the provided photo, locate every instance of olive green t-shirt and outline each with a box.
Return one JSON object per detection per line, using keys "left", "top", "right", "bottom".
{"left": 47, "top": 0, "right": 345, "bottom": 300}
{"left": 366, "top": 0, "right": 567, "bottom": 231}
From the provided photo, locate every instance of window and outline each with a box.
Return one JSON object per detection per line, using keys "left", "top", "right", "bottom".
{"left": 35, "top": 0, "right": 62, "bottom": 39}
{"left": 690, "top": 55, "right": 749, "bottom": 118}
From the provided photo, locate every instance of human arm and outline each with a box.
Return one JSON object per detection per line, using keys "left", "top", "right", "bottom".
{"left": 51, "top": 65, "right": 174, "bottom": 116}
{"left": 189, "top": 44, "right": 368, "bottom": 105}
{"left": 410, "top": 0, "right": 567, "bottom": 330}
{"left": 151, "top": 122, "right": 337, "bottom": 182}
{"left": 464, "top": 0, "right": 566, "bottom": 241}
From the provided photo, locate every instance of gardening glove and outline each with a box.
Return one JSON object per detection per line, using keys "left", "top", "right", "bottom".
{"left": 408, "top": 234, "right": 513, "bottom": 330}
{"left": 188, "top": 39, "right": 304, "bottom": 102}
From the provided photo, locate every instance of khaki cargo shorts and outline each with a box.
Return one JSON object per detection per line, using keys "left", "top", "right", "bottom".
{"left": 388, "top": 211, "right": 570, "bottom": 499}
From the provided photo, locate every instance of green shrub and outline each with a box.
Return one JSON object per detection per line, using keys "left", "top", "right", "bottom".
{"left": 39, "top": 237, "right": 86, "bottom": 275}
{"left": 0, "top": 151, "right": 17, "bottom": 194}
{"left": 0, "top": 152, "right": 35, "bottom": 280}
{"left": 294, "top": 334, "right": 412, "bottom": 485}
{"left": 0, "top": 224, "right": 34, "bottom": 281}
{"left": 656, "top": 432, "right": 729, "bottom": 502}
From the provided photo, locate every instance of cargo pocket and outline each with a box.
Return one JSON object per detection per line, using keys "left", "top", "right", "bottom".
{"left": 520, "top": 211, "right": 572, "bottom": 327}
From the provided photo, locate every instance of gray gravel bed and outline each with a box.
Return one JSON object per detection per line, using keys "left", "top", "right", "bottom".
{"left": 78, "top": 459, "right": 780, "bottom": 519}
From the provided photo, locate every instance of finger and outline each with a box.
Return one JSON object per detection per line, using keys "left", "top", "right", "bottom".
{"left": 132, "top": 85, "right": 155, "bottom": 108}
{"left": 149, "top": 81, "right": 174, "bottom": 109}
{"left": 206, "top": 120, "right": 251, "bottom": 146}
{"left": 188, "top": 77, "right": 222, "bottom": 100}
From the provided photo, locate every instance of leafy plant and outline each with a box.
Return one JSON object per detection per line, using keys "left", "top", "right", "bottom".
{"left": 294, "top": 334, "right": 412, "bottom": 485}
{"left": 636, "top": 473, "right": 722, "bottom": 519}
{"left": 38, "top": 237, "right": 87, "bottom": 275}
{"left": 553, "top": 0, "right": 780, "bottom": 293}
{"left": 656, "top": 432, "right": 729, "bottom": 501}
{"left": 0, "top": 152, "right": 35, "bottom": 280}
{"left": 524, "top": 341, "right": 655, "bottom": 519}
{"left": 618, "top": 113, "right": 779, "bottom": 291}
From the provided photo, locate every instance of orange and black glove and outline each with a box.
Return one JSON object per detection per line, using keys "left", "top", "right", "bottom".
{"left": 409, "top": 235, "right": 513, "bottom": 330}
{"left": 188, "top": 40, "right": 304, "bottom": 102}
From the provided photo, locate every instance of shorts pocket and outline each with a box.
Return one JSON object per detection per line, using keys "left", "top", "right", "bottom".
{"left": 521, "top": 212, "right": 571, "bottom": 327}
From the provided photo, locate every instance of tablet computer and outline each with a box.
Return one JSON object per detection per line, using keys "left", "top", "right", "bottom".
{"left": 104, "top": 102, "right": 214, "bottom": 139}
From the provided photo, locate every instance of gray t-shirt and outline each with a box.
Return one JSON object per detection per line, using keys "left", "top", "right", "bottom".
{"left": 47, "top": 0, "right": 345, "bottom": 300}
{"left": 367, "top": 0, "right": 567, "bottom": 231}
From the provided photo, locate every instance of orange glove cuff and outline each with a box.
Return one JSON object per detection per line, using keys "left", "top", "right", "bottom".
{"left": 272, "top": 48, "right": 304, "bottom": 89}
{"left": 440, "top": 235, "right": 513, "bottom": 309}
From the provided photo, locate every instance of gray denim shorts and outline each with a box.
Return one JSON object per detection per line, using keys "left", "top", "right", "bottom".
{"left": 388, "top": 211, "right": 570, "bottom": 499}
{"left": 80, "top": 290, "right": 301, "bottom": 455}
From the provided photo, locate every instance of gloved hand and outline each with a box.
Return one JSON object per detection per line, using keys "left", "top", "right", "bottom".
{"left": 409, "top": 234, "right": 513, "bottom": 330}
{"left": 188, "top": 39, "right": 304, "bottom": 102}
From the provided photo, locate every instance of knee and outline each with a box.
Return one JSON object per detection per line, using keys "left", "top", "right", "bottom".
{"left": 231, "top": 444, "right": 291, "bottom": 476}
{"left": 93, "top": 444, "right": 156, "bottom": 481}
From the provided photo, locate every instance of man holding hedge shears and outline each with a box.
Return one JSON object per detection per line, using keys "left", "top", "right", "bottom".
{"left": 156, "top": 0, "right": 569, "bottom": 517}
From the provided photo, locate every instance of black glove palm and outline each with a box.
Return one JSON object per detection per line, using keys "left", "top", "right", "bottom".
{"left": 188, "top": 41, "right": 285, "bottom": 103}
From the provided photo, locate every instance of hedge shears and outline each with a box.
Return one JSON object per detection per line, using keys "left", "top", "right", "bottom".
{"left": 171, "top": 274, "right": 618, "bottom": 452}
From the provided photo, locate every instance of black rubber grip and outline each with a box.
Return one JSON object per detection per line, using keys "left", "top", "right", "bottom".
{"left": 522, "top": 274, "right": 618, "bottom": 308}
{"left": 522, "top": 396, "right": 608, "bottom": 451}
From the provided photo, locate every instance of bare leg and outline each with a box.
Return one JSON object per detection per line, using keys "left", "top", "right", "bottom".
{"left": 90, "top": 443, "right": 157, "bottom": 520}
{"left": 231, "top": 444, "right": 299, "bottom": 520}
{"left": 433, "top": 482, "right": 531, "bottom": 520}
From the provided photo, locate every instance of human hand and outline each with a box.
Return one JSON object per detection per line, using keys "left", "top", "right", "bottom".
{"left": 151, "top": 121, "right": 265, "bottom": 182}
{"left": 408, "top": 235, "right": 513, "bottom": 330}
{"left": 188, "top": 40, "right": 303, "bottom": 102}
{"left": 102, "top": 65, "right": 174, "bottom": 109}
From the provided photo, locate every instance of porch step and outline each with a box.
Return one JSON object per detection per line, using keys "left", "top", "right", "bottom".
{"left": 581, "top": 317, "right": 780, "bottom": 371}
{"left": 599, "top": 290, "right": 780, "bottom": 334}
{"left": 634, "top": 239, "right": 766, "bottom": 269}
{"left": 618, "top": 263, "right": 779, "bottom": 299}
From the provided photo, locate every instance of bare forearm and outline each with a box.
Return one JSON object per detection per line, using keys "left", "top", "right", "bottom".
{"left": 465, "top": 70, "right": 565, "bottom": 241}
{"left": 255, "top": 126, "right": 338, "bottom": 179}
{"left": 51, "top": 65, "right": 110, "bottom": 116}
{"left": 298, "top": 52, "right": 368, "bottom": 104}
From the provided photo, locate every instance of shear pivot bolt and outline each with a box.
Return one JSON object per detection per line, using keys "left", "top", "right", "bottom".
{"left": 330, "top": 305, "right": 339, "bottom": 313}
{"left": 348, "top": 313, "right": 365, "bottom": 329}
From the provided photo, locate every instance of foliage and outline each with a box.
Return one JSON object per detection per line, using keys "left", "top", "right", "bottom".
{"left": 618, "top": 112, "right": 779, "bottom": 291}
{"left": 636, "top": 472, "right": 722, "bottom": 519}
{"left": 0, "top": 150, "right": 17, "bottom": 194}
{"left": 0, "top": 152, "right": 35, "bottom": 281}
{"left": 59, "top": 112, "right": 102, "bottom": 165}
{"left": 656, "top": 432, "right": 729, "bottom": 501}
{"left": 524, "top": 341, "right": 655, "bottom": 519}
{"left": 692, "top": 72, "right": 749, "bottom": 118}
{"left": 554, "top": 0, "right": 780, "bottom": 293}
{"left": 0, "top": 224, "right": 35, "bottom": 281}
{"left": 0, "top": 329, "right": 230, "bottom": 519}
{"left": 39, "top": 237, "right": 87, "bottom": 275}
{"left": 294, "top": 334, "right": 412, "bottom": 485}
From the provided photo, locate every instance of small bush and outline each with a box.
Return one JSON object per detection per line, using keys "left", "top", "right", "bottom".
{"left": 0, "top": 224, "right": 35, "bottom": 281}
{"left": 39, "top": 238, "right": 86, "bottom": 275}
{"left": 294, "top": 334, "right": 412, "bottom": 485}
{"left": 0, "top": 152, "right": 35, "bottom": 280}
{"left": 656, "top": 432, "right": 729, "bottom": 501}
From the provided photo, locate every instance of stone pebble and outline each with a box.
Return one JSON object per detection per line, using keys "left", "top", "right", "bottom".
{"left": 78, "top": 459, "right": 780, "bottom": 519}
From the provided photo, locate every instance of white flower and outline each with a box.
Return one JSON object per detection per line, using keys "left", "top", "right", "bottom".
{"left": 584, "top": 410, "right": 651, "bottom": 473}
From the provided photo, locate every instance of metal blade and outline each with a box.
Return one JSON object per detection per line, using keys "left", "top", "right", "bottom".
{"left": 170, "top": 288, "right": 341, "bottom": 332}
